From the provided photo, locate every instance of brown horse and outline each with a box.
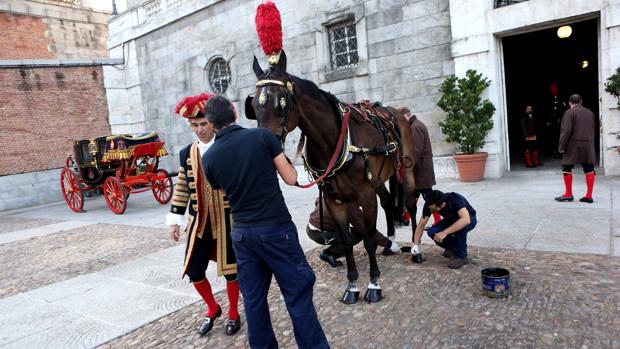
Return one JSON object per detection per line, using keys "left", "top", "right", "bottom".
{"left": 245, "top": 50, "right": 417, "bottom": 303}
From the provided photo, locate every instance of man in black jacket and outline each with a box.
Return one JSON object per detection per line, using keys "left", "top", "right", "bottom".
{"left": 202, "top": 96, "right": 329, "bottom": 349}
{"left": 521, "top": 105, "right": 542, "bottom": 168}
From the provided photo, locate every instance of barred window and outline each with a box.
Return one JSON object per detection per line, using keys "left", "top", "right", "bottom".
{"left": 207, "top": 57, "right": 231, "bottom": 94}
{"left": 328, "top": 21, "right": 359, "bottom": 70}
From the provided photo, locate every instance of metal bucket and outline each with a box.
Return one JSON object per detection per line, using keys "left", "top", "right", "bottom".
{"left": 481, "top": 268, "right": 510, "bottom": 298}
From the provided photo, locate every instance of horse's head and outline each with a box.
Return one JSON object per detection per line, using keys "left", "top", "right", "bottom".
{"left": 245, "top": 50, "right": 299, "bottom": 143}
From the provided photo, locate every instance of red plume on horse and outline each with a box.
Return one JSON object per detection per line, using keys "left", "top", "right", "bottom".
{"left": 256, "top": 1, "right": 283, "bottom": 65}
{"left": 247, "top": 1, "right": 419, "bottom": 305}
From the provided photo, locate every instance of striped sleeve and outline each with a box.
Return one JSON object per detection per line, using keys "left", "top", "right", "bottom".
{"left": 170, "top": 166, "right": 190, "bottom": 215}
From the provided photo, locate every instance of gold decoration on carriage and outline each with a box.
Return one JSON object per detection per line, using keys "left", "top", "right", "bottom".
{"left": 100, "top": 132, "right": 168, "bottom": 163}
{"left": 88, "top": 140, "right": 98, "bottom": 156}
{"left": 279, "top": 96, "right": 286, "bottom": 109}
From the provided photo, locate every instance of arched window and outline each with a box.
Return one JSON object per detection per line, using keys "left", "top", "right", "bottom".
{"left": 207, "top": 57, "right": 231, "bottom": 94}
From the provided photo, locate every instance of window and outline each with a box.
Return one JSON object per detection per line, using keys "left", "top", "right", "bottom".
{"left": 328, "top": 21, "right": 359, "bottom": 70}
{"left": 207, "top": 57, "right": 231, "bottom": 94}
{"left": 494, "top": 0, "right": 529, "bottom": 8}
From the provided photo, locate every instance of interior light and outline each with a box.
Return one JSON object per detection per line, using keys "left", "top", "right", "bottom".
{"left": 557, "top": 25, "right": 572, "bottom": 39}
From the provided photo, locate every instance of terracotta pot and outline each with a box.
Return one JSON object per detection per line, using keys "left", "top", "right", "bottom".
{"left": 453, "top": 152, "right": 488, "bottom": 182}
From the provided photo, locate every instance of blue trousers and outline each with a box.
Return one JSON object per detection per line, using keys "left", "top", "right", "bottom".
{"left": 427, "top": 215, "right": 477, "bottom": 259}
{"left": 231, "top": 222, "right": 329, "bottom": 349}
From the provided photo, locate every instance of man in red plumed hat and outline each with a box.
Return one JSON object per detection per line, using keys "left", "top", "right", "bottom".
{"left": 166, "top": 93, "right": 241, "bottom": 336}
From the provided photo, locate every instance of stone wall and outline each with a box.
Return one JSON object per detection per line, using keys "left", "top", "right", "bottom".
{"left": 0, "top": 66, "right": 111, "bottom": 176}
{"left": 0, "top": 0, "right": 111, "bottom": 59}
{"left": 105, "top": 0, "right": 455, "bottom": 172}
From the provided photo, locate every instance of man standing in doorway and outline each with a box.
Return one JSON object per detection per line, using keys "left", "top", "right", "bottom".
{"left": 521, "top": 105, "right": 542, "bottom": 168}
{"left": 202, "top": 96, "right": 329, "bottom": 349}
{"left": 555, "top": 94, "right": 597, "bottom": 203}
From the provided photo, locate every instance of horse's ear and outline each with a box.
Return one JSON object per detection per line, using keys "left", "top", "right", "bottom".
{"left": 245, "top": 95, "right": 256, "bottom": 120}
{"left": 274, "top": 50, "right": 287, "bottom": 74}
{"left": 253, "top": 56, "right": 264, "bottom": 78}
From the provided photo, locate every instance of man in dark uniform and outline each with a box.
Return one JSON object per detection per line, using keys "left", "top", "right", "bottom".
{"left": 411, "top": 190, "right": 477, "bottom": 269}
{"left": 403, "top": 112, "right": 441, "bottom": 228}
{"left": 202, "top": 96, "right": 329, "bottom": 349}
{"left": 555, "top": 94, "right": 597, "bottom": 203}
{"left": 166, "top": 93, "right": 240, "bottom": 336}
{"left": 307, "top": 197, "right": 401, "bottom": 267}
{"left": 521, "top": 105, "right": 542, "bottom": 168}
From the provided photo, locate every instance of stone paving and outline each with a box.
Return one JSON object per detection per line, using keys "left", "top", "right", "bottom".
{"left": 0, "top": 223, "right": 173, "bottom": 299}
{"left": 0, "top": 215, "right": 61, "bottom": 234}
{"left": 97, "top": 245, "right": 620, "bottom": 349}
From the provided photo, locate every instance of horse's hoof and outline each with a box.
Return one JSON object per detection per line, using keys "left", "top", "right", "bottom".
{"left": 364, "top": 288, "right": 383, "bottom": 303}
{"left": 341, "top": 289, "right": 360, "bottom": 304}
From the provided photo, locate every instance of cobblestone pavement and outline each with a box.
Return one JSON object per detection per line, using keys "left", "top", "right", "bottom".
{"left": 0, "top": 223, "right": 173, "bottom": 299}
{"left": 98, "top": 245, "right": 620, "bottom": 349}
{"left": 0, "top": 215, "right": 61, "bottom": 234}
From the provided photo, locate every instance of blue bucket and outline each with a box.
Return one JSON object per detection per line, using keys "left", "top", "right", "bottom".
{"left": 481, "top": 268, "right": 510, "bottom": 298}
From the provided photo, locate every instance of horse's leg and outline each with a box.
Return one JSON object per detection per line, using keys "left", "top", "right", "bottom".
{"left": 361, "top": 191, "right": 383, "bottom": 303}
{"left": 325, "top": 200, "right": 360, "bottom": 304}
{"left": 378, "top": 182, "right": 395, "bottom": 239}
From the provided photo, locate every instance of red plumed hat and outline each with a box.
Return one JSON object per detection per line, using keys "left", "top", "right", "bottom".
{"left": 255, "top": 1, "right": 282, "bottom": 64}
{"left": 174, "top": 92, "right": 215, "bottom": 119}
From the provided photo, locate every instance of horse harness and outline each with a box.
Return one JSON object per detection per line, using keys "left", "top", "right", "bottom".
{"left": 249, "top": 76, "right": 402, "bottom": 186}
{"left": 251, "top": 76, "right": 295, "bottom": 143}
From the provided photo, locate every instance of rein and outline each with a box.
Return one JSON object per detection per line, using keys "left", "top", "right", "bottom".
{"left": 296, "top": 104, "right": 351, "bottom": 189}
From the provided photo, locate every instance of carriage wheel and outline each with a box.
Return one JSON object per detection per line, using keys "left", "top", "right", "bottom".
{"left": 152, "top": 169, "right": 173, "bottom": 204}
{"left": 60, "top": 167, "right": 84, "bottom": 212}
{"left": 103, "top": 176, "right": 127, "bottom": 214}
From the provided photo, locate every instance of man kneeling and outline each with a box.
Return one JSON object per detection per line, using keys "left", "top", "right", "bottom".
{"left": 411, "top": 190, "right": 477, "bottom": 269}
{"left": 307, "top": 197, "right": 401, "bottom": 267}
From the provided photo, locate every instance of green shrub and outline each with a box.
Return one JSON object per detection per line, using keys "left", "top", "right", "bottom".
{"left": 437, "top": 69, "right": 496, "bottom": 154}
{"left": 605, "top": 67, "right": 620, "bottom": 109}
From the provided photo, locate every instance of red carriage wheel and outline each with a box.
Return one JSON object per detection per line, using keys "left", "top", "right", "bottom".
{"left": 60, "top": 167, "right": 84, "bottom": 212}
{"left": 103, "top": 176, "right": 127, "bottom": 214}
{"left": 152, "top": 169, "right": 173, "bottom": 204}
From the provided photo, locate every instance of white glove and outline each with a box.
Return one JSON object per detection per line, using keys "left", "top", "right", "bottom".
{"left": 411, "top": 244, "right": 421, "bottom": 255}
{"left": 390, "top": 241, "right": 401, "bottom": 253}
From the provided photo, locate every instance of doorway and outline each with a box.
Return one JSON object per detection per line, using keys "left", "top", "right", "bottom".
{"left": 502, "top": 18, "right": 600, "bottom": 171}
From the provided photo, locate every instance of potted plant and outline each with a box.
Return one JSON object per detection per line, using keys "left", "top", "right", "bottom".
{"left": 604, "top": 67, "right": 620, "bottom": 109}
{"left": 437, "top": 69, "right": 496, "bottom": 182}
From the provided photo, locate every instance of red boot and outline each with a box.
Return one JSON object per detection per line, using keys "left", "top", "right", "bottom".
{"left": 194, "top": 279, "right": 220, "bottom": 318}
{"left": 554, "top": 173, "right": 574, "bottom": 202}
{"left": 532, "top": 151, "right": 542, "bottom": 166}
{"left": 524, "top": 151, "right": 534, "bottom": 168}
{"left": 580, "top": 172, "right": 595, "bottom": 203}
{"left": 225, "top": 280, "right": 241, "bottom": 335}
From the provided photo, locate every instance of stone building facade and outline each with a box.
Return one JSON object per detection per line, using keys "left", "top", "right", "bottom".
{"left": 105, "top": 0, "right": 457, "bottom": 176}
{"left": 0, "top": 0, "right": 119, "bottom": 211}
{"left": 106, "top": 0, "right": 620, "bottom": 182}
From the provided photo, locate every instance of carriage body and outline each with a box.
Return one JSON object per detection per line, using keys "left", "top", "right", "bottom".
{"left": 60, "top": 132, "right": 173, "bottom": 214}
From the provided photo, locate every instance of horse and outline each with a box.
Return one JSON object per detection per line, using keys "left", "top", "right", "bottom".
{"left": 245, "top": 50, "right": 417, "bottom": 304}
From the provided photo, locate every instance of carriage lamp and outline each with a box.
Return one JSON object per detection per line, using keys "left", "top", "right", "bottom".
{"left": 557, "top": 25, "right": 572, "bottom": 39}
{"left": 88, "top": 140, "right": 98, "bottom": 155}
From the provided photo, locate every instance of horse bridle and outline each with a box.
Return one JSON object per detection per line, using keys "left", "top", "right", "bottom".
{"left": 248, "top": 76, "right": 295, "bottom": 143}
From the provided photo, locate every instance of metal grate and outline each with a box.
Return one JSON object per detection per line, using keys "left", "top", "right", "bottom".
{"left": 208, "top": 58, "right": 231, "bottom": 95}
{"left": 328, "top": 22, "right": 359, "bottom": 70}
{"left": 494, "top": 0, "right": 529, "bottom": 8}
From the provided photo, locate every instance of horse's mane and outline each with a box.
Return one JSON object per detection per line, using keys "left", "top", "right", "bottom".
{"left": 290, "top": 74, "right": 343, "bottom": 124}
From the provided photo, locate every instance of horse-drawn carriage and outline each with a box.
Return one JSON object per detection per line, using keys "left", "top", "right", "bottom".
{"left": 60, "top": 132, "right": 174, "bottom": 214}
